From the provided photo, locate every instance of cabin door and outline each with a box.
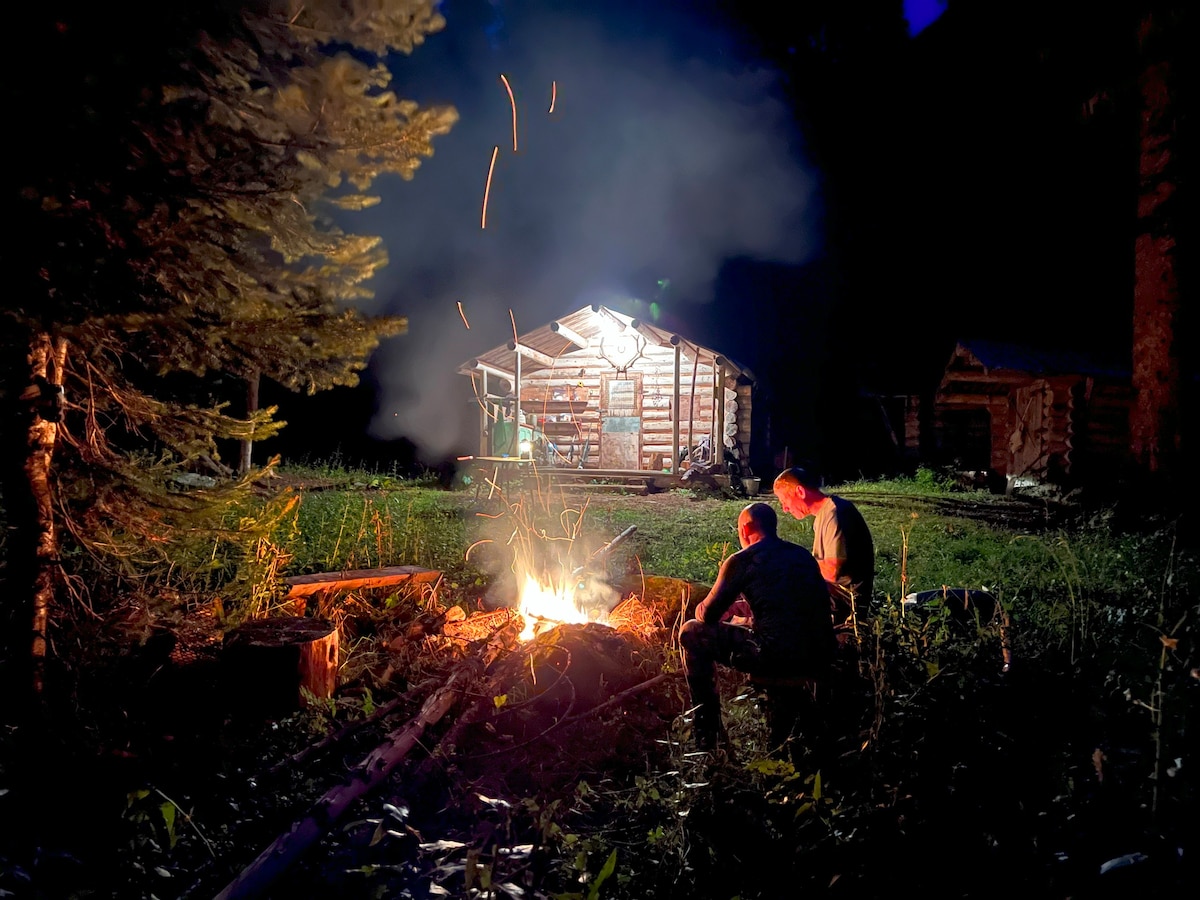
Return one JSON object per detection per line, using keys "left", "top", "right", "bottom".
{"left": 1008, "top": 382, "right": 1047, "bottom": 479}
{"left": 599, "top": 374, "right": 642, "bottom": 469}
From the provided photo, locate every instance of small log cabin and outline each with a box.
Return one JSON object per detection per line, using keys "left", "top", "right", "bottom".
{"left": 933, "top": 339, "right": 1133, "bottom": 486}
{"left": 456, "top": 304, "right": 755, "bottom": 474}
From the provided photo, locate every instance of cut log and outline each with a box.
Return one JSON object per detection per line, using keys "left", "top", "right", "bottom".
{"left": 223, "top": 617, "right": 339, "bottom": 716}
{"left": 282, "top": 565, "right": 441, "bottom": 600}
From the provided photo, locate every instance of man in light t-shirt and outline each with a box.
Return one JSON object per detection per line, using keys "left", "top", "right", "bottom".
{"left": 773, "top": 466, "right": 875, "bottom": 649}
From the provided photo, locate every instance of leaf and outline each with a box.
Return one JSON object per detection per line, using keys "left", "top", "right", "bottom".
{"left": 1160, "top": 635, "right": 1178, "bottom": 650}
{"left": 745, "top": 758, "right": 793, "bottom": 776}
{"left": 369, "top": 820, "right": 388, "bottom": 847}
{"left": 586, "top": 849, "right": 618, "bottom": 900}
{"left": 418, "top": 840, "right": 467, "bottom": 852}
{"left": 159, "top": 801, "right": 178, "bottom": 849}
{"left": 493, "top": 694, "right": 508, "bottom": 709}
{"left": 126, "top": 789, "right": 151, "bottom": 809}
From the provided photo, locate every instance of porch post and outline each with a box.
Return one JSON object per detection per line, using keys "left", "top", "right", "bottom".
{"left": 672, "top": 336, "right": 681, "bottom": 474}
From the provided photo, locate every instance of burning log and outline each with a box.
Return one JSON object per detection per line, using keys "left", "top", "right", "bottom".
{"left": 571, "top": 524, "right": 637, "bottom": 579}
{"left": 213, "top": 618, "right": 520, "bottom": 900}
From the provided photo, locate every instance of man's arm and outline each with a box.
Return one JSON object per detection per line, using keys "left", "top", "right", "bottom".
{"left": 817, "top": 556, "right": 844, "bottom": 585}
{"left": 815, "top": 506, "right": 851, "bottom": 586}
{"left": 693, "top": 555, "right": 744, "bottom": 624}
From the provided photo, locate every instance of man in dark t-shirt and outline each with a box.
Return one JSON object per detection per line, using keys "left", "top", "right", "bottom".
{"left": 679, "top": 503, "right": 834, "bottom": 752}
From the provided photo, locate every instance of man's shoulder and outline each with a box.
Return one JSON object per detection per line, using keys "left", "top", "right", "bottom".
{"left": 830, "top": 494, "right": 866, "bottom": 518}
{"left": 760, "top": 536, "right": 818, "bottom": 561}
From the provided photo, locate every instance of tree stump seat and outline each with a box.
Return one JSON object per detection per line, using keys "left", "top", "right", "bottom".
{"left": 223, "top": 616, "right": 339, "bottom": 717}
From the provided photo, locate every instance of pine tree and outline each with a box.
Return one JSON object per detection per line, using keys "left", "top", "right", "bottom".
{"left": 1, "top": 0, "right": 457, "bottom": 702}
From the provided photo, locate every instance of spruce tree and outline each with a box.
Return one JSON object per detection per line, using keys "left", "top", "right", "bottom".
{"left": 1, "top": 0, "right": 457, "bottom": 701}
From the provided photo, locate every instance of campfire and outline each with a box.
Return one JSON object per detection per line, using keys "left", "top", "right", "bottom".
{"left": 516, "top": 571, "right": 597, "bottom": 639}
{"left": 458, "top": 503, "right": 643, "bottom": 641}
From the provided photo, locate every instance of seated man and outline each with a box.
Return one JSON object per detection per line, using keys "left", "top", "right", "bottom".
{"left": 772, "top": 466, "right": 875, "bottom": 649}
{"left": 679, "top": 502, "right": 834, "bottom": 753}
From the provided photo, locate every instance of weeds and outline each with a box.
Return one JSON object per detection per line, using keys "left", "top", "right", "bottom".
{"left": 12, "top": 461, "right": 1197, "bottom": 899}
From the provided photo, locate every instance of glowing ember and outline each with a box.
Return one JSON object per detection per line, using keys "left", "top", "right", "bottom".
{"left": 457, "top": 301, "right": 470, "bottom": 329}
{"left": 549, "top": 80, "right": 557, "bottom": 114}
{"left": 500, "top": 73, "right": 518, "bottom": 152}
{"left": 481, "top": 145, "right": 498, "bottom": 229}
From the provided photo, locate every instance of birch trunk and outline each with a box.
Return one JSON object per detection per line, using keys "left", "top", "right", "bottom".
{"left": 239, "top": 370, "right": 260, "bottom": 476}
{"left": 24, "top": 334, "right": 68, "bottom": 697}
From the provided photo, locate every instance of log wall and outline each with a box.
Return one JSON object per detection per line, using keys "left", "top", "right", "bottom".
{"left": 514, "top": 343, "right": 750, "bottom": 470}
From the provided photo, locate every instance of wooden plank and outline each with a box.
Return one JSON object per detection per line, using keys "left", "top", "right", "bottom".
{"left": 521, "top": 400, "right": 589, "bottom": 414}
{"left": 942, "top": 371, "right": 1031, "bottom": 384}
{"left": 283, "top": 566, "right": 441, "bottom": 599}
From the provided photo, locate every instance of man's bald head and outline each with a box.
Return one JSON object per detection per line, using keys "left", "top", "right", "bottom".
{"left": 738, "top": 502, "right": 778, "bottom": 544}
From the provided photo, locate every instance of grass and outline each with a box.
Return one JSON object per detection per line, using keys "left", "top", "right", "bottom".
{"left": 247, "top": 461, "right": 1196, "bottom": 896}
{"left": 269, "top": 465, "right": 1197, "bottom": 647}
{"left": 7, "top": 461, "right": 1196, "bottom": 898}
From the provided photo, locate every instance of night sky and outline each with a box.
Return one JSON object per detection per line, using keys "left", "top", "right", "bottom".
{"left": 262, "top": 0, "right": 1147, "bottom": 476}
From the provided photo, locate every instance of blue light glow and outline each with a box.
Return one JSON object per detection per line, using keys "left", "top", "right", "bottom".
{"left": 904, "top": 0, "right": 948, "bottom": 37}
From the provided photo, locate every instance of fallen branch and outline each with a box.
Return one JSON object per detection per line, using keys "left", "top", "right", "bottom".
{"left": 556, "top": 671, "right": 674, "bottom": 728}
{"left": 264, "top": 672, "right": 451, "bottom": 778}
{"left": 213, "top": 622, "right": 518, "bottom": 900}
{"left": 457, "top": 671, "right": 676, "bottom": 761}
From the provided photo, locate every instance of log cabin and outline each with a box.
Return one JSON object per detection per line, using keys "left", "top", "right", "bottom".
{"left": 456, "top": 304, "right": 756, "bottom": 481}
{"left": 933, "top": 339, "right": 1133, "bottom": 488}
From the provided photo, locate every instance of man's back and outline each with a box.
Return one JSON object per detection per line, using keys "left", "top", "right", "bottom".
{"left": 708, "top": 536, "right": 833, "bottom": 674}
{"left": 813, "top": 495, "right": 875, "bottom": 601}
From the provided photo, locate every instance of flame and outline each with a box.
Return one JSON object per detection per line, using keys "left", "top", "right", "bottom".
{"left": 516, "top": 571, "right": 613, "bottom": 640}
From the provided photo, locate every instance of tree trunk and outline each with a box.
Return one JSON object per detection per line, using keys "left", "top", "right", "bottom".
{"left": 23, "top": 334, "right": 68, "bottom": 698}
{"left": 239, "top": 370, "right": 260, "bottom": 476}
{"left": 1130, "top": 11, "right": 1181, "bottom": 483}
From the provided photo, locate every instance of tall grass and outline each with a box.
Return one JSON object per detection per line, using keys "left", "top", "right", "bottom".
{"left": 270, "top": 464, "right": 1198, "bottom": 680}
{"left": 286, "top": 488, "right": 482, "bottom": 584}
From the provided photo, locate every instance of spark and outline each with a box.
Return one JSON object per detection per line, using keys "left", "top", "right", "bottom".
{"left": 457, "top": 301, "right": 470, "bottom": 329}
{"left": 500, "top": 73, "right": 518, "bottom": 151}
{"left": 482, "top": 145, "right": 499, "bottom": 229}
{"left": 464, "top": 539, "right": 494, "bottom": 562}
{"left": 549, "top": 80, "right": 557, "bottom": 114}
{"left": 509, "top": 309, "right": 518, "bottom": 344}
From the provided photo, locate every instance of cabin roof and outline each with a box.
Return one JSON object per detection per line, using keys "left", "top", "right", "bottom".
{"left": 951, "top": 339, "right": 1130, "bottom": 379}
{"left": 457, "top": 304, "right": 755, "bottom": 383}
